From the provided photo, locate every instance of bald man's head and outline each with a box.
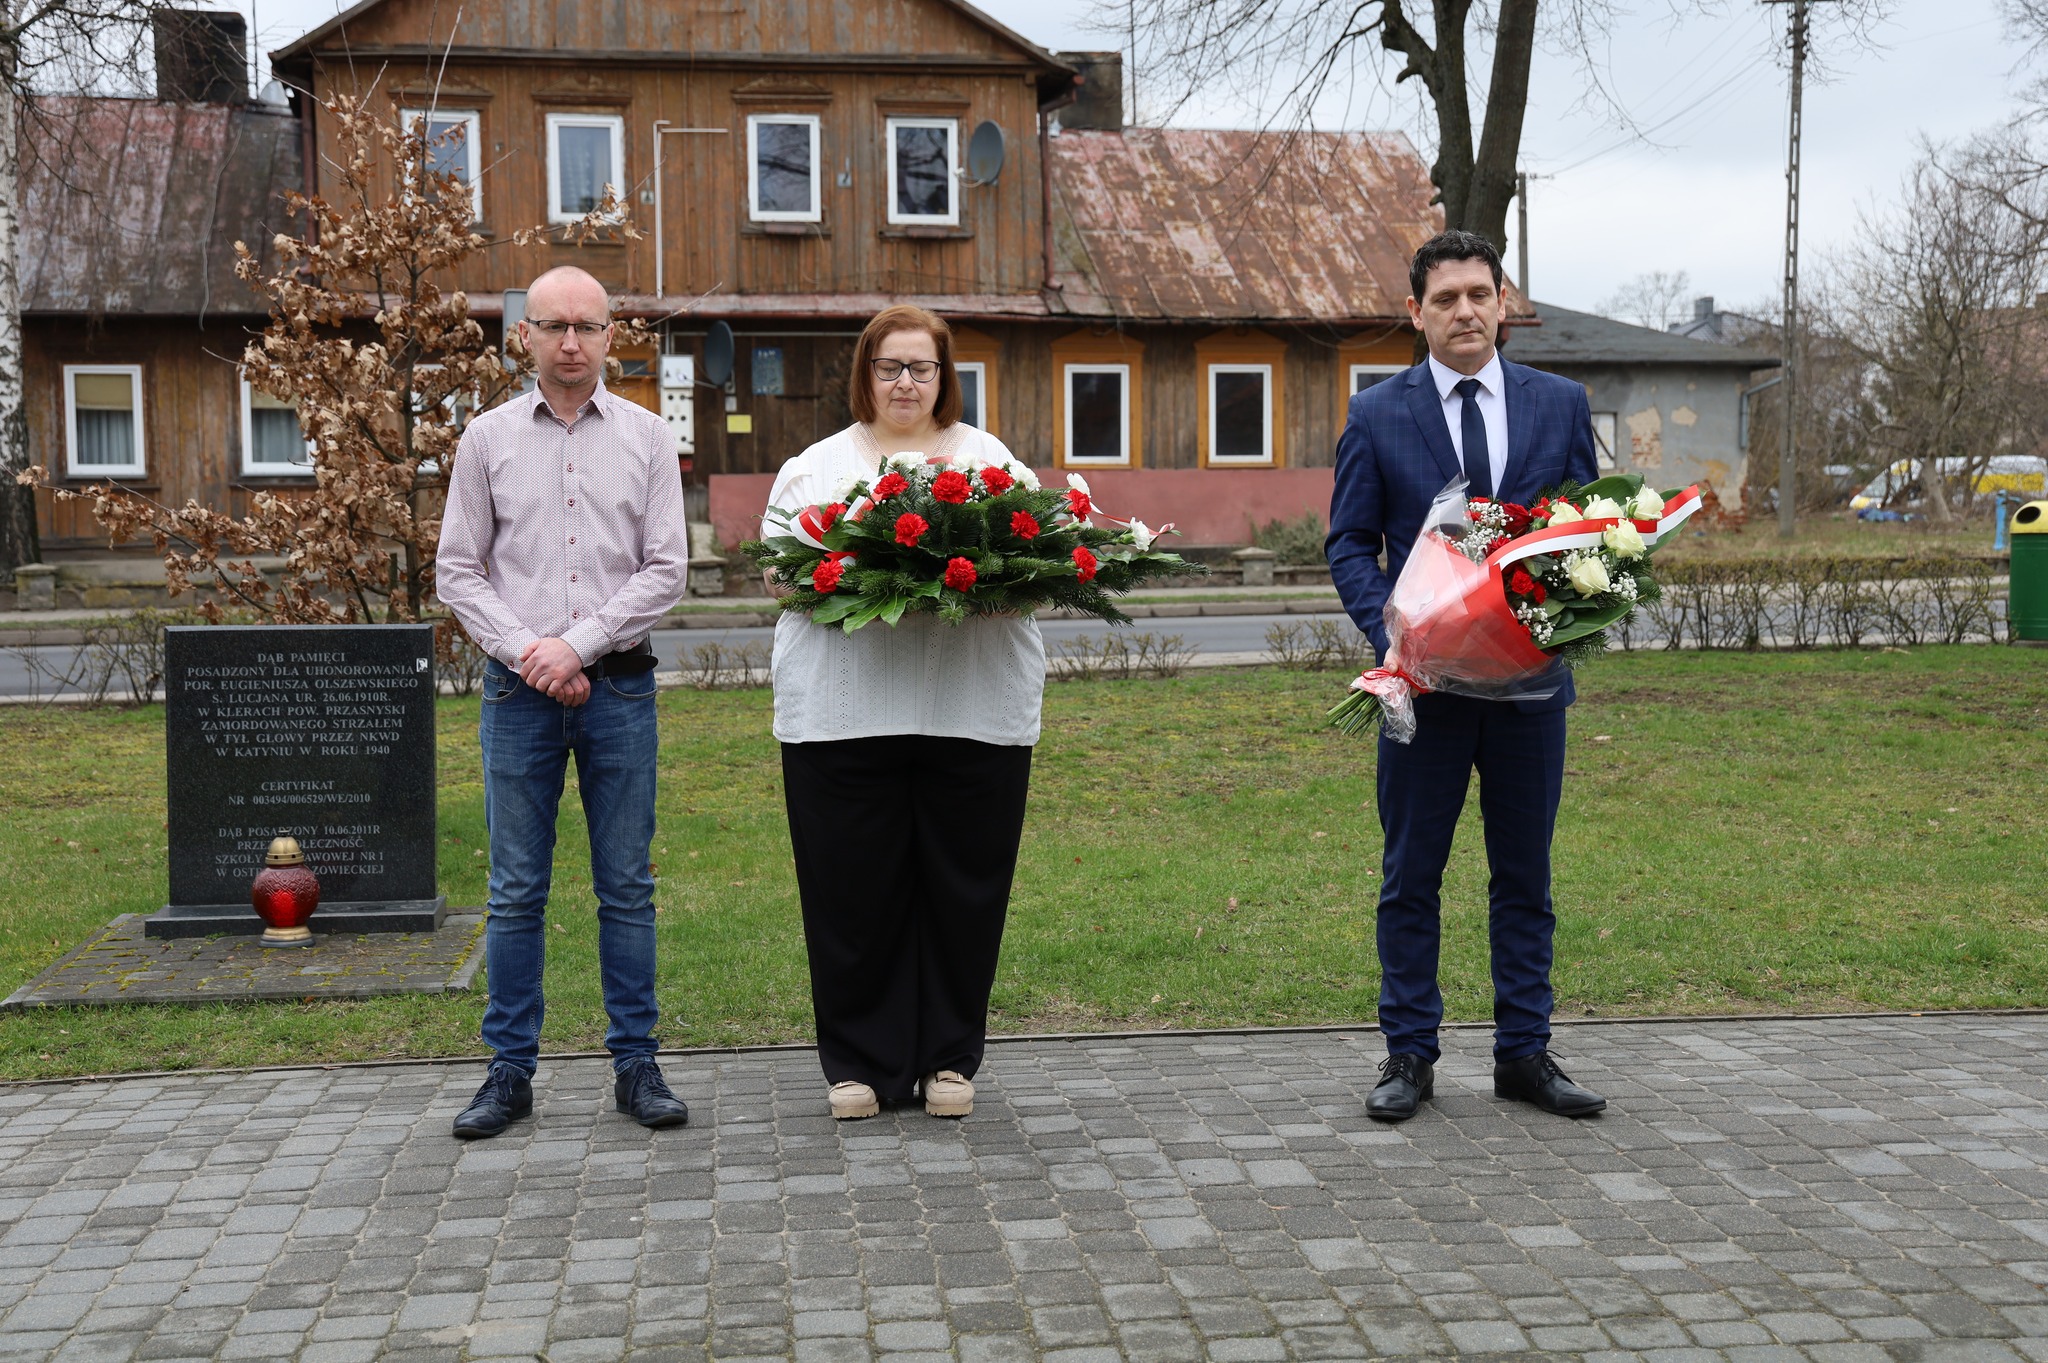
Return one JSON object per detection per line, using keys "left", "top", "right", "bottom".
{"left": 526, "top": 266, "right": 610, "bottom": 322}
{"left": 520, "top": 267, "right": 613, "bottom": 402}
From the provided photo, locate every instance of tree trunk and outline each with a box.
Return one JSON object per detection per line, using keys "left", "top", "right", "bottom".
{"left": 1462, "top": 0, "right": 1538, "bottom": 253}
{"left": 0, "top": 80, "right": 40, "bottom": 573}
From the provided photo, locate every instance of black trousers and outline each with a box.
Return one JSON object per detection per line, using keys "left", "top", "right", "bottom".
{"left": 780, "top": 735, "right": 1034, "bottom": 1103}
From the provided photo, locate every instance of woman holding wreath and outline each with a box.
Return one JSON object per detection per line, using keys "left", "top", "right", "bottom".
{"left": 763, "top": 304, "right": 1044, "bottom": 1121}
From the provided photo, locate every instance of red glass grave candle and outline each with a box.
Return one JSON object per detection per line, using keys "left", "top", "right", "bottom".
{"left": 252, "top": 836, "right": 320, "bottom": 947}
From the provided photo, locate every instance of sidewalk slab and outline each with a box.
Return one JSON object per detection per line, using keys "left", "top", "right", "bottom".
{"left": 1, "top": 1016, "right": 2045, "bottom": 1359}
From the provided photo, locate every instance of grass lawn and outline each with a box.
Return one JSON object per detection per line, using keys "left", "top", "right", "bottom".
{"left": 0, "top": 648, "right": 2041, "bottom": 1080}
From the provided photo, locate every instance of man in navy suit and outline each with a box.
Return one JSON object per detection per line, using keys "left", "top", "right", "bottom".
{"left": 1327, "top": 230, "right": 1607, "bottom": 1122}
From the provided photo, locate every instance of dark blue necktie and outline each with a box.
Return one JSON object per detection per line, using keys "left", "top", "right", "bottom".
{"left": 1456, "top": 377, "right": 1492, "bottom": 499}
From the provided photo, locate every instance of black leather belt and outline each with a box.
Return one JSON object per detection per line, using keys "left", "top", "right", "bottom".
{"left": 580, "top": 639, "right": 657, "bottom": 681}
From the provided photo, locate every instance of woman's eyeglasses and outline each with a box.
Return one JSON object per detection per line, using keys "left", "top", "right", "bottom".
{"left": 870, "top": 359, "right": 940, "bottom": 383}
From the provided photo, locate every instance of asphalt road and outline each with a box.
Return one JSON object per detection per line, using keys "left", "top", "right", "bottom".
{"left": 0, "top": 611, "right": 1363, "bottom": 700}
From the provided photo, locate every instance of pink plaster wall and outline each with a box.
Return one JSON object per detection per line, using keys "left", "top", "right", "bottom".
{"left": 708, "top": 467, "right": 1335, "bottom": 551}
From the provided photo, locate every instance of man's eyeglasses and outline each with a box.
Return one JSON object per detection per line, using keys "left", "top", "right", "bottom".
{"left": 870, "top": 358, "right": 940, "bottom": 383}
{"left": 528, "top": 319, "right": 611, "bottom": 338}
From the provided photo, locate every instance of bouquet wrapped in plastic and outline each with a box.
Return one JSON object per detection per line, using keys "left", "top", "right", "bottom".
{"left": 743, "top": 455, "right": 1202, "bottom": 633}
{"left": 1330, "top": 473, "right": 1704, "bottom": 742}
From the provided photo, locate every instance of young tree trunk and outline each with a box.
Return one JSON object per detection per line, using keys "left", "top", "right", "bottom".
{"left": 0, "top": 79, "right": 41, "bottom": 573}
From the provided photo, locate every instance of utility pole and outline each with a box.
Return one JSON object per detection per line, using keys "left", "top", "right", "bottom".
{"left": 1763, "top": 0, "right": 1827, "bottom": 538}
{"left": 1517, "top": 171, "right": 1530, "bottom": 298}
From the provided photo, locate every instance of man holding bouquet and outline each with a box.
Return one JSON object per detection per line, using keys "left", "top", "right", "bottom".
{"left": 1326, "top": 230, "right": 1607, "bottom": 1122}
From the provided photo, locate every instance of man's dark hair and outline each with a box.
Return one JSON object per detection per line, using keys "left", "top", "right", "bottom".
{"left": 1408, "top": 230, "right": 1504, "bottom": 302}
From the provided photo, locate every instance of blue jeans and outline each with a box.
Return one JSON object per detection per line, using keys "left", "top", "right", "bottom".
{"left": 478, "top": 658, "right": 661, "bottom": 1076}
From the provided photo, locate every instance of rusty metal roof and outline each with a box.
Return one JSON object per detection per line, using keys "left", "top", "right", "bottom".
{"left": 18, "top": 97, "right": 302, "bottom": 318}
{"left": 1047, "top": 127, "right": 1443, "bottom": 324}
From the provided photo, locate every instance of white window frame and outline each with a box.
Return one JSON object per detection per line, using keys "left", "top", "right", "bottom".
{"left": 1592, "top": 411, "right": 1620, "bottom": 472}
{"left": 400, "top": 108, "right": 482, "bottom": 221}
{"left": 746, "top": 114, "right": 822, "bottom": 224}
{"left": 885, "top": 116, "right": 959, "bottom": 227}
{"left": 1350, "top": 363, "right": 1405, "bottom": 394}
{"left": 1063, "top": 363, "right": 1131, "bottom": 468}
{"left": 546, "top": 112, "right": 625, "bottom": 224}
{"left": 956, "top": 361, "right": 987, "bottom": 430}
{"left": 239, "top": 378, "right": 315, "bottom": 477}
{"left": 63, "top": 364, "right": 145, "bottom": 478}
{"left": 1207, "top": 362, "right": 1274, "bottom": 466}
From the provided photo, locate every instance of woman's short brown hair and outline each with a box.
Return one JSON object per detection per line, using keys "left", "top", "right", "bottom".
{"left": 848, "top": 304, "right": 962, "bottom": 427}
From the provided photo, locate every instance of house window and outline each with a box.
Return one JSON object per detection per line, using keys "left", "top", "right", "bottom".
{"left": 956, "top": 362, "right": 986, "bottom": 430}
{"left": 1064, "top": 365, "right": 1130, "bottom": 466}
{"left": 1591, "top": 411, "right": 1619, "bottom": 472}
{"left": 402, "top": 108, "right": 481, "bottom": 220}
{"left": 240, "top": 380, "right": 313, "bottom": 475}
{"left": 1351, "top": 364, "right": 1404, "bottom": 394}
{"left": 1207, "top": 364, "right": 1273, "bottom": 465}
{"left": 886, "top": 117, "right": 957, "bottom": 226}
{"left": 547, "top": 113, "right": 623, "bottom": 222}
{"left": 748, "top": 114, "right": 821, "bottom": 222}
{"left": 63, "top": 365, "right": 144, "bottom": 477}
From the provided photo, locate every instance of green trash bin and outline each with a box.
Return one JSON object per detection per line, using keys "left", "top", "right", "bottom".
{"left": 2013, "top": 500, "right": 2048, "bottom": 642}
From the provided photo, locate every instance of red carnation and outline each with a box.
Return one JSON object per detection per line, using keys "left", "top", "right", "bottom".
{"left": 932, "top": 469, "right": 973, "bottom": 504}
{"left": 1010, "top": 510, "right": 1041, "bottom": 540}
{"left": 1508, "top": 568, "right": 1537, "bottom": 597}
{"left": 1498, "top": 502, "right": 1533, "bottom": 534}
{"left": 979, "top": 465, "right": 1015, "bottom": 495}
{"left": 872, "top": 472, "right": 909, "bottom": 501}
{"left": 812, "top": 558, "right": 846, "bottom": 593}
{"left": 944, "top": 556, "right": 978, "bottom": 591}
{"left": 1072, "top": 545, "right": 1098, "bottom": 583}
{"left": 824, "top": 501, "right": 848, "bottom": 526}
{"left": 1530, "top": 582, "right": 1546, "bottom": 604}
{"left": 1066, "top": 488, "right": 1093, "bottom": 519}
{"left": 893, "top": 513, "right": 929, "bottom": 547}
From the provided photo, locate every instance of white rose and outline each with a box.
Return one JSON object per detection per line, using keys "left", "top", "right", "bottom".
{"left": 1629, "top": 485, "right": 1666, "bottom": 520}
{"left": 1602, "top": 520, "right": 1646, "bottom": 559}
{"left": 1581, "top": 495, "right": 1626, "bottom": 520}
{"left": 1566, "top": 554, "right": 1611, "bottom": 595}
{"left": 1546, "top": 501, "right": 1584, "bottom": 524}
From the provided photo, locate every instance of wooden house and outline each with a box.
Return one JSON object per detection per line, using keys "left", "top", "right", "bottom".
{"left": 27, "top": 0, "right": 1450, "bottom": 562}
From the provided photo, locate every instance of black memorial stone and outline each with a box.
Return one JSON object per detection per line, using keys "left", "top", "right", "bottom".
{"left": 145, "top": 625, "right": 446, "bottom": 938}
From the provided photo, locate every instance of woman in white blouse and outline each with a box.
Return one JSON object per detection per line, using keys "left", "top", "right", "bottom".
{"left": 764, "top": 304, "right": 1045, "bottom": 1121}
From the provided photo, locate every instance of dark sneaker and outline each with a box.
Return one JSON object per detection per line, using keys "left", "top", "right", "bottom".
{"left": 615, "top": 1058, "right": 690, "bottom": 1129}
{"left": 1494, "top": 1051, "right": 1607, "bottom": 1116}
{"left": 452, "top": 1063, "right": 533, "bottom": 1140}
{"left": 1366, "top": 1053, "right": 1434, "bottom": 1122}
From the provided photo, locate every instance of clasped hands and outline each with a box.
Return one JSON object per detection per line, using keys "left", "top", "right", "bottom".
{"left": 518, "top": 637, "right": 590, "bottom": 706}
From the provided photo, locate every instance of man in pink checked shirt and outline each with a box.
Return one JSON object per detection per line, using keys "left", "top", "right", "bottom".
{"left": 436, "top": 266, "right": 692, "bottom": 1140}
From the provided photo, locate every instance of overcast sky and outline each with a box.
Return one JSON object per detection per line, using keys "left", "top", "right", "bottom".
{"left": 242, "top": 0, "right": 2037, "bottom": 318}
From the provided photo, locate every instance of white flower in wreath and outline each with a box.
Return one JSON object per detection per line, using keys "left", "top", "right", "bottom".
{"left": 1629, "top": 485, "right": 1666, "bottom": 520}
{"left": 1566, "top": 553, "right": 1611, "bottom": 596}
{"left": 1127, "top": 518, "right": 1159, "bottom": 551}
{"left": 1546, "top": 501, "right": 1584, "bottom": 524}
{"left": 1602, "top": 520, "right": 1647, "bottom": 559}
{"left": 1582, "top": 494, "right": 1627, "bottom": 520}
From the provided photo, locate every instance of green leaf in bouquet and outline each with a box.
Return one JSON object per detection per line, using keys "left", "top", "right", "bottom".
{"left": 840, "top": 597, "right": 892, "bottom": 633}
{"left": 1546, "top": 597, "right": 1636, "bottom": 646}
{"left": 1539, "top": 597, "right": 1566, "bottom": 618}
{"left": 877, "top": 594, "right": 914, "bottom": 626}
{"left": 1571, "top": 473, "right": 1645, "bottom": 505}
{"left": 809, "top": 593, "right": 863, "bottom": 626}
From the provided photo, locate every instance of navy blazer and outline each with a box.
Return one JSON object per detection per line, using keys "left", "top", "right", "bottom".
{"left": 1325, "top": 356, "right": 1600, "bottom": 710}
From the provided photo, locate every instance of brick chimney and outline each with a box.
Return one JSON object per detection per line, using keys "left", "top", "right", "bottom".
{"left": 1056, "top": 52, "right": 1125, "bottom": 132}
{"left": 153, "top": 9, "right": 248, "bottom": 104}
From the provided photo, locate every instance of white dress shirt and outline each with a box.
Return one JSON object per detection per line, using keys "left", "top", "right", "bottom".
{"left": 763, "top": 423, "right": 1045, "bottom": 747}
{"left": 1427, "top": 351, "right": 1508, "bottom": 493}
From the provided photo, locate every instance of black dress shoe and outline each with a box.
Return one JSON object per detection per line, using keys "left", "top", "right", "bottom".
{"left": 1366, "top": 1053, "right": 1434, "bottom": 1122}
{"left": 452, "top": 1063, "right": 533, "bottom": 1140}
{"left": 615, "top": 1058, "right": 690, "bottom": 1129}
{"left": 1494, "top": 1051, "right": 1607, "bottom": 1116}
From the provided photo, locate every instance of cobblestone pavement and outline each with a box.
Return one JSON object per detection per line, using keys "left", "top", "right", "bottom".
{"left": 3, "top": 1017, "right": 2047, "bottom": 1362}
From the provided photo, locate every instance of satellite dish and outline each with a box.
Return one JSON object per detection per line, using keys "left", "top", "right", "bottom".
{"left": 966, "top": 121, "right": 1006, "bottom": 187}
{"left": 703, "top": 321, "right": 736, "bottom": 389}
